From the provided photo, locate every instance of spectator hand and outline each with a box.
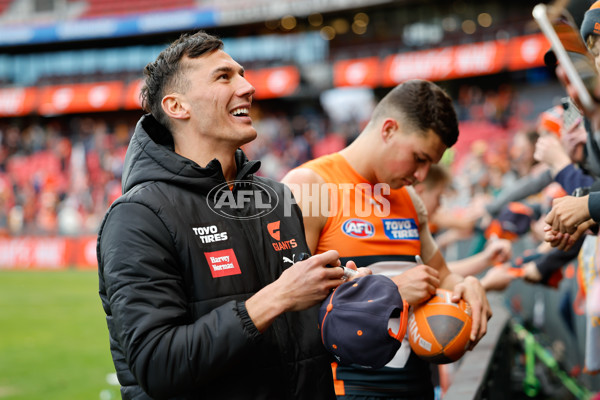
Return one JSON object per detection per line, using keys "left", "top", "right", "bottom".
{"left": 480, "top": 264, "right": 517, "bottom": 291}
{"left": 451, "top": 276, "right": 492, "bottom": 348}
{"left": 533, "top": 133, "right": 571, "bottom": 175}
{"left": 523, "top": 261, "right": 542, "bottom": 283}
{"left": 544, "top": 219, "right": 595, "bottom": 251}
{"left": 544, "top": 195, "right": 590, "bottom": 234}
{"left": 484, "top": 238, "right": 512, "bottom": 264}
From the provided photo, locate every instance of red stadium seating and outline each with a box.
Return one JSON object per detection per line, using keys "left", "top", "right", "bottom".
{"left": 0, "top": 0, "right": 13, "bottom": 15}
{"left": 80, "top": 0, "right": 195, "bottom": 18}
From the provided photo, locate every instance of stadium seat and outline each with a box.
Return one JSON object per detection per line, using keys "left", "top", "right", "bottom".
{"left": 0, "top": 0, "right": 13, "bottom": 16}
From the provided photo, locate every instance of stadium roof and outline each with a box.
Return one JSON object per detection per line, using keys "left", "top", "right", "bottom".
{"left": 0, "top": 0, "right": 394, "bottom": 47}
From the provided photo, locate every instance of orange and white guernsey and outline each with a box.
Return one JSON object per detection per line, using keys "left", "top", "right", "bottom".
{"left": 300, "top": 152, "right": 438, "bottom": 273}
{"left": 298, "top": 152, "right": 439, "bottom": 397}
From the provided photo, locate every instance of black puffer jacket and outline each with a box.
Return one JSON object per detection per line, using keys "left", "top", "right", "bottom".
{"left": 97, "top": 114, "right": 335, "bottom": 400}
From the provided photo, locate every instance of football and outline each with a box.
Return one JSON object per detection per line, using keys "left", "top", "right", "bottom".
{"left": 408, "top": 289, "right": 472, "bottom": 364}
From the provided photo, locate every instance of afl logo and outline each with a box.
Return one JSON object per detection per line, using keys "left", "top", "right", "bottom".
{"left": 207, "top": 180, "right": 279, "bottom": 220}
{"left": 342, "top": 219, "right": 375, "bottom": 238}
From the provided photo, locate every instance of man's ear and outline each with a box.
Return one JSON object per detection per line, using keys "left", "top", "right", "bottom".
{"left": 162, "top": 94, "right": 189, "bottom": 120}
{"left": 381, "top": 118, "right": 399, "bottom": 143}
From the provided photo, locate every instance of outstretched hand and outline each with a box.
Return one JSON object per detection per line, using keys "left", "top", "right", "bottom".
{"left": 544, "top": 195, "right": 590, "bottom": 235}
{"left": 543, "top": 219, "right": 595, "bottom": 251}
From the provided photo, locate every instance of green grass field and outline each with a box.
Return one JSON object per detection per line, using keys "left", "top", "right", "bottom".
{"left": 0, "top": 270, "right": 118, "bottom": 400}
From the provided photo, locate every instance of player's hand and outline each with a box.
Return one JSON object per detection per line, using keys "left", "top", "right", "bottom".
{"left": 275, "top": 250, "right": 347, "bottom": 312}
{"left": 343, "top": 260, "right": 372, "bottom": 281}
{"left": 390, "top": 264, "right": 440, "bottom": 306}
{"left": 451, "top": 276, "right": 491, "bottom": 349}
{"left": 246, "top": 250, "right": 348, "bottom": 332}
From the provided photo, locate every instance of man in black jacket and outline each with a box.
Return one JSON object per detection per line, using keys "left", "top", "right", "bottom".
{"left": 97, "top": 31, "right": 364, "bottom": 399}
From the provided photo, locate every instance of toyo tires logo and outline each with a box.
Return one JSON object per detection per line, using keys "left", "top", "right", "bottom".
{"left": 207, "top": 180, "right": 280, "bottom": 220}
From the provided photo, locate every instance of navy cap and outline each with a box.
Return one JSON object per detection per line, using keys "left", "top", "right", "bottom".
{"left": 581, "top": 1, "right": 600, "bottom": 42}
{"left": 485, "top": 201, "right": 541, "bottom": 240}
{"left": 319, "top": 274, "right": 409, "bottom": 369}
{"left": 498, "top": 201, "right": 541, "bottom": 235}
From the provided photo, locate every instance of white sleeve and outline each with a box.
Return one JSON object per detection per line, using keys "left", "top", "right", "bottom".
{"left": 405, "top": 186, "right": 438, "bottom": 262}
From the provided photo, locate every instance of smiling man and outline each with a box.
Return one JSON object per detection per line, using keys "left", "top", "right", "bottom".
{"left": 96, "top": 31, "right": 362, "bottom": 400}
{"left": 282, "top": 80, "right": 492, "bottom": 400}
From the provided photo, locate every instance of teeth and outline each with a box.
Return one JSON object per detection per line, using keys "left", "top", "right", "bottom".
{"left": 231, "top": 108, "right": 249, "bottom": 116}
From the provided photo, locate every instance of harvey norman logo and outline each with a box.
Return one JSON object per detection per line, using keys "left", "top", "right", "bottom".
{"left": 204, "top": 248, "right": 241, "bottom": 278}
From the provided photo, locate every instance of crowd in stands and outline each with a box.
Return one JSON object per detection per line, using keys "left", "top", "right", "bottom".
{"left": 0, "top": 116, "right": 131, "bottom": 237}
{"left": 0, "top": 82, "right": 549, "bottom": 240}
{"left": 1, "top": 72, "right": 599, "bottom": 387}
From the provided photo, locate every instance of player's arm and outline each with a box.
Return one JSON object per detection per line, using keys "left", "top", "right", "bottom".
{"left": 387, "top": 187, "right": 443, "bottom": 305}
{"left": 281, "top": 168, "right": 329, "bottom": 254}
{"left": 246, "top": 250, "right": 348, "bottom": 332}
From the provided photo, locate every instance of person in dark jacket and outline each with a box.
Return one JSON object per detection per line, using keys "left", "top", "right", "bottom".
{"left": 543, "top": 1, "right": 600, "bottom": 250}
{"left": 96, "top": 31, "right": 366, "bottom": 400}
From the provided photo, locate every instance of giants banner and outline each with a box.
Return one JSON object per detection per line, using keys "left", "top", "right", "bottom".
{"left": 0, "top": 87, "right": 37, "bottom": 116}
{"left": 381, "top": 34, "right": 545, "bottom": 86}
{"left": 38, "top": 81, "right": 124, "bottom": 115}
{"left": 334, "top": 33, "right": 549, "bottom": 88}
{"left": 333, "top": 57, "right": 381, "bottom": 88}
{"left": 0, "top": 34, "right": 550, "bottom": 117}
{"left": 244, "top": 66, "right": 300, "bottom": 99}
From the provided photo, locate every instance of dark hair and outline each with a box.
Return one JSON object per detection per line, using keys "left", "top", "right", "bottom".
{"left": 140, "top": 31, "right": 223, "bottom": 128}
{"left": 421, "top": 163, "right": 452, "bottom": 190}
{"left": 371, "top": 79, "right": 459, "bottom": 147}
{"left": 524, "top": 130, "right": 540, "bottom": 146}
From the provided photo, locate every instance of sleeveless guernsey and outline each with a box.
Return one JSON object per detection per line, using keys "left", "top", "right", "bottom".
{"left": 299, "top": 152, "right": 435, "bottom": 399}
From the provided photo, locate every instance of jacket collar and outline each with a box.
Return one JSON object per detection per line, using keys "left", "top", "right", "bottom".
{"left": 121, "top": 114, "right": 261, "bottom": 194}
